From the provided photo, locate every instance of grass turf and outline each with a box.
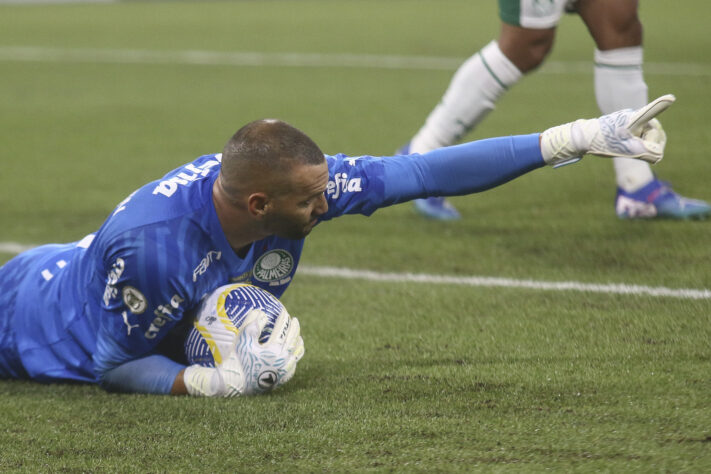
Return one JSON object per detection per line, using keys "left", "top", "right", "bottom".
{"left": 1, "top": 0, "right": 710, "bottom": 471}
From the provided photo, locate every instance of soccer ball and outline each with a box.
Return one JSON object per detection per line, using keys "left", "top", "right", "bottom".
{"left": 184, "top": 283, "right": 286, "bottom": 367}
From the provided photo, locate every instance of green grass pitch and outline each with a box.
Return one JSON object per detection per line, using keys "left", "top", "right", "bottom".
{"left": 1, "top": 0, "right": 710, "bottom": 471}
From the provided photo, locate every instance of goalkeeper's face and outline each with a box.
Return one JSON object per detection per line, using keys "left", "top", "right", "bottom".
{"left": 264, "top": 161, "right": 329, "bottom": 240}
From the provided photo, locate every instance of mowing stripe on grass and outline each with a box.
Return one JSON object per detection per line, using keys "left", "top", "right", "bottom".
{"left": 0, "top": 46, "right": 710, "bottom": 76}
{"left": 1, "top": 242, "right": 708, "bottom": 299}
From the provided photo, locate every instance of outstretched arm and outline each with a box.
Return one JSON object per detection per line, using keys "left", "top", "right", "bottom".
{"left": 405, "top": 94, "right": 675, "bottom": 200}
{"left": 321, "top": 95, "right": 674, "bottom": 219}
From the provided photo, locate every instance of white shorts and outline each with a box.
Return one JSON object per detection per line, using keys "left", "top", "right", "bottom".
{"left": 499, "top": 0, "right": 578, "bottom": 29}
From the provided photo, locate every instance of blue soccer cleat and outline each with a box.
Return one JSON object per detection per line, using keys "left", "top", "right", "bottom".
{"left": 413, "top": 197, "right": 461, "bottom": 220}
{"left": 397, "top": 142, "right": 462, "bottom": 220}
{"left": 615, "top": 178, "right": 711, "bottom": 220}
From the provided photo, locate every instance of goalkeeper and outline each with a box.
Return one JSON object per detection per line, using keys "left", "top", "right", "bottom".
{"left": 0, "top": 95, "right": 674, "bottom": 396}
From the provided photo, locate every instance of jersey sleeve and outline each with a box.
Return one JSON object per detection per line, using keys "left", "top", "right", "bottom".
{"left": 92, "top": 229, "right": 193, "bottom": 383}
{"left": 319, "top": 153, "right": 387, "bottom": 220}
{"left": 100, "top": 354, "right": 184, "bottom": 394}
{"left": 320, "top": 134, "right": 544, "bottom": 221}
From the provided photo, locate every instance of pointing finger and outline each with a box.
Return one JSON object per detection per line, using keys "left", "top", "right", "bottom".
{"left": 627, "top": 94, "right": 675, "bottom": 135}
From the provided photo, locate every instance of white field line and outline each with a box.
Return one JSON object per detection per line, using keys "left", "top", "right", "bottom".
{"left": 0, "top": 46, "right": 710, "bottom": 76}
{"left": 0, "top": 0, "right": 115, "bottom": 3}
{"left": 298, "top": 266, "right": 711, "bottom": 300}
{"left": 0, "top": 242, "right": 36, "bottom": 254}
{"left": 1, "top": 241, "right": 707, "bottom": 299}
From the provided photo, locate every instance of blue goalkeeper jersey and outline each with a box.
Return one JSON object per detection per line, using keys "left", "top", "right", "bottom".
{"left": 4, "top": 134, "right": 543, "bottom": 388}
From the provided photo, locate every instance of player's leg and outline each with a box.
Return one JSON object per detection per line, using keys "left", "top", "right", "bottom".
{"left": 580, "top": 0, "right": 651, "bottom": 192}
{"left": 404, "top": 0, "right": 565, "bottom": 220}
{"left": 409, "top": 26, "right": 552, "bottom": 155}
{"left": 579, "top": 0, "right": 710, "bottom": 219}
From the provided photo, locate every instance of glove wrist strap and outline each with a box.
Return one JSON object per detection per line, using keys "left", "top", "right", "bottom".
{"left": 183, "top": 365, "right": 224, "bottom": 397}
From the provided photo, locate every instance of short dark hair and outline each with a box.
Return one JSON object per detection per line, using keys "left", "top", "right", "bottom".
{"left": 220, "top": 119, "right": 325, "bottom": 197}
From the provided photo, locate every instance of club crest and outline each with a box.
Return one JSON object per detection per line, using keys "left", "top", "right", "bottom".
{"left": 252, "top": 249, "right": 294, "bottom": 283}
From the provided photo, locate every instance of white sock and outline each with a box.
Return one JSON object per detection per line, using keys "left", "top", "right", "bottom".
{"left": 410, "top": 40, "right": 522, "bottom": 154}
{"left": 594, "top": 46, "right": 654, "bottom": 192}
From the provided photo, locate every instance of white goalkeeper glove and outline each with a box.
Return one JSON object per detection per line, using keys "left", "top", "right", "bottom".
{"left": 183, "top": 309, "right": 304, "bottom": 397}
{"left": 540, "top": 94, "right": 675, "bottom": 167}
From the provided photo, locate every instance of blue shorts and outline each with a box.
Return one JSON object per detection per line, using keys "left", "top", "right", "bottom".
{"left": 0, "top": 252, "right": 32, "bottom": 379}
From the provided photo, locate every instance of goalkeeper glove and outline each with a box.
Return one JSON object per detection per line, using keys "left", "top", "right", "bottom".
{"left": 183, "top": 309, "right": 304, "bottom": 397}
{"left": 540, "top": 94, "right": 675, "bottom": 167}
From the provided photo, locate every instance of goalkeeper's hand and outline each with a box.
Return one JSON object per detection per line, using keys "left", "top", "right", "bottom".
{"left": 183, "top": 310, "right": 304, "bottom": 397}
{"left": 540, "top": 94, "right": 675, "bottom": 166}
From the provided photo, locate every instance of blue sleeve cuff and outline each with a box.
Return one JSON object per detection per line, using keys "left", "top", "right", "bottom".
{"left": 99, "top": 355, "right": 185, "bottom": 394}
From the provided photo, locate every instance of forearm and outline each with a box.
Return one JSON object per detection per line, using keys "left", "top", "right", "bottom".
{"left": 99, "top": 354, "right": 185, "bottom": 395}
{"left": 384, "top": 134, "right": 544, "bottom": 204}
